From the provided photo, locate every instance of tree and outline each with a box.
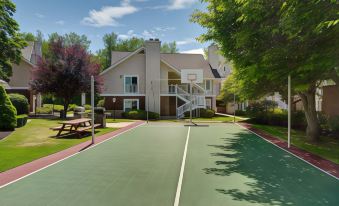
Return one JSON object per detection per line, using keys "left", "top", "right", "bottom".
{"left": 0, "top": 86, "right": 17, "bottom": 130}
{"left": 30, "top": 38, "right": 102, "bottom": 118}
{"left": 0, "top": 0, "right": 27, "bottom": 81}
{"left": 19, "top": 32, "right": 36, "bottom": 41}
{"left": 161, "top": 41, "right": 178, "bottom": 53}
{"left": 192, "top": 0, "right": 338, "bottom": 141}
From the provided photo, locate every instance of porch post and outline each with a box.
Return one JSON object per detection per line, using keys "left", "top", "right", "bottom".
{"left": 81, "top": 93, "right": 86, "bottom": 106}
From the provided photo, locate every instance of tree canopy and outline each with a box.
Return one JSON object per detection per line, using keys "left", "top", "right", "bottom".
{"left": 30, "top": 38, "right": 102, "bottom": 118}
{"left": 192, "top": 0, "right": 339, "bottom": 141}
{"left": 0, "top": 0, "right": 27, "bottom": 81}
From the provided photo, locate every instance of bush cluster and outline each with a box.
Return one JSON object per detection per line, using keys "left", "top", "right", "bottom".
{"left": 97, "top": 99, "right": 105, "bottom": 107}
{"left": 200, "top": 108, "right": 215, "bottom": 118}
{"left": 0, "top": 86, "right": 17, "bottom": 130}
{"left": 122, "top": 109, "right": 159, "bottom": 120}
{"left": 8, "top": 93, "right": 29, "bottom": 115}
{"left": 43, "top": 104, "right": 64, "bottom": 112}
{"left": 16, "top": 114, "right": 28, "bottom": 128}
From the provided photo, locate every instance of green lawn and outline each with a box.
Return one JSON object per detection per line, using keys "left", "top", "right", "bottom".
{"left": 106, "top": 118, "right": 134, "bottom": 123}
{"left": 0, "top": 119, "right": 116, "bottom": 172}
{"left": 252, "top": 124, "right": 339, "bottom": 164}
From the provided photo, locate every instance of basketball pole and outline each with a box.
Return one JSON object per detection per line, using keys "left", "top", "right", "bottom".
{"left": 91, "top": 75, "right": 95, "bottom": 144}
{"left": 288, "top": 75, "right": 291, "bottom": 148}
{"left": 190, "top": 81, "right": 193, "bottom": 124}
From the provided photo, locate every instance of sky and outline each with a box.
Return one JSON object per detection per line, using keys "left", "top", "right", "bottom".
{"left": 12, "top": 0, "right": 210, "bottom": 54}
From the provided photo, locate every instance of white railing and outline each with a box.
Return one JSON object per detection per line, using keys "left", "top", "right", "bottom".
{"left": 125, "top": 84, "right": 138, "bottom": 93}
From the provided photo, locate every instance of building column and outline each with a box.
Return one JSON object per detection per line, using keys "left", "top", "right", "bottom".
{"left": 37, "top": 93, "right": 42, "bottom": 108}
{"left": 81, "top": 93, "right": 86, "bottom": 106}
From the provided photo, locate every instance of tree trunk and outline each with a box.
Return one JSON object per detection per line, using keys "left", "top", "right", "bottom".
{"left": 62, "top": 100, "right": 69, "bottom": 119}
{"left": 298, "top": 85, "right": 321, "bottom": 142}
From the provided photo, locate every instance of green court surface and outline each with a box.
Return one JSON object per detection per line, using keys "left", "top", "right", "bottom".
{"left": 0, "top": 123, "right": 338, "bottom": 206}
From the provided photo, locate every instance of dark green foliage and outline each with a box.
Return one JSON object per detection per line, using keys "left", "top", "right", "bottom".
{"left": 122, "top": 110, "right": 159, "bottom": 120}
{"left": 0, "top": 86, "right": 17, "bottom": 130}
{"left": 235, "top": 110, "right": 247, "bottom": 116}
{"left": 8, "top": 93, "right": 29, "bottom": 115}
{"left": 200, "top": 108, "right": 215, "bottom": 118}
{"left": 16, "top": 114, "right": 27, "bottom": 127}
{"left": 0, "top": 0, "right": 27, "bottom": 81}
{"left": 326, "top": 115, "right": 339, "bottom": 134}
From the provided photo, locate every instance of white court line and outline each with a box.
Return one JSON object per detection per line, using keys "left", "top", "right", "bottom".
{"left": 235, "top": 123, "right": 339, "bottom": 181}
{"left": 174, "top": 126, "right": 191, "bottom": 206}
{"left": 0, "top": 122, "right": 146, "bottom": 189}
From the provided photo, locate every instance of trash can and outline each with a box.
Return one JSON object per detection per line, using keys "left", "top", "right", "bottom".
{"left": 94, "top": 107, "right": 106, "bottom": 128}
{"left": 74, "top": 106, "right": 86, "bottom": 118}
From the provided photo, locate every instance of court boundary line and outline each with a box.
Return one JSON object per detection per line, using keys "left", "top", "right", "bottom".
{"left": 174, "top": 126, "right": 191, "bottom": 206}
{"left": 0, "top": 122, "right": 146, "bottom": 189}
{"left": 236, "top": 123, "right": 339, "bottom": 180}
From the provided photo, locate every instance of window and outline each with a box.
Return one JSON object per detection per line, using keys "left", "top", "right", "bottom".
{"left": 124, "top": 75, "right": 138, "bottom": 93}
{"left": 123, "top": 99, "right": 139, "bottom": 112}
{"left": 205, "top": 80, "right": 212, "bottom": 91}
{"left": 205, "top": 98, "right": 212, "bottom": 109}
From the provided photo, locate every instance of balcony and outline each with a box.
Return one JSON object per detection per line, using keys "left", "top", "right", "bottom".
{"left": 125, "top": 84, "right": 138, "bottom": 94}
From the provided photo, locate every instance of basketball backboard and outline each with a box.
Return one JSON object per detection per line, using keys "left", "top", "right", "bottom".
{"left": 181, "top": 69, "right": 203, "bottom": 84}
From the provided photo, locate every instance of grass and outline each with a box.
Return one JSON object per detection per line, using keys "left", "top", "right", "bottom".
{"left": 106, "top": 118, "right": 134, "bottom": 123}
{"left": 0, "top": 118, "right": 117, "bottom": 172}
{"left": 252, "top": 124, "right": 339, "bottom": 164}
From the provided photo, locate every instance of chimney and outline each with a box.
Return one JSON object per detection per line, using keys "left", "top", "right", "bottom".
{"left": 208, "top": 44, "right": 219, "bottom": 70}
{"left": 145, "top": 39, "right": 161, "bottom": 114}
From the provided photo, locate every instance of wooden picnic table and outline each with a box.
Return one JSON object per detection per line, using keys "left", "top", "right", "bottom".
{"left": 50, "top": 118, "right": 100, "bottom": 137}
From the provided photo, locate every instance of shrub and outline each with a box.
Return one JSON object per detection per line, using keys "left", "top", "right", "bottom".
{"left": 84, "top": 104, "right": 91, "bottom": 110}
{"left": 36, "top": 107, "right": 52, "bottom": 114}
{"left": 42, "top": 104, "right": 64, "bottom": 112}
{"left": 235, "top": 110, "right": 246, "bottom": 116}
{"left": 200, "top": 108, "right": 215, "bottom": 118}
{"left": 16, "top": 114, "right": 28, "bottom": 128}
{"left": 97, "top": 99, "right": 105, "bottom": 107}
{"left": 68, "top": 104, "right": 77, "bottom": 111}
{"left": 328, "top": 116, "right": 339, "bottom": 133}
{"left": 8, "top": 93, "right": 29, "bottom": 115}
{"left": 122, "top": 109, "right": 159, "bottom": 120}
{"left": 0, "top": 86, "right": 17, "bottom": 130}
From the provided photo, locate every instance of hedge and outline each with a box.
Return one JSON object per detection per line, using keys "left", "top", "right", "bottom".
{"left": 200, "top": 108, "right": 215, "bottom": 118}
{"left": 0, "top": 86, "right": 17, "bottom": 130}
{"left": 16, "top": 114, "right": 28, "bottom": 128}
{"left": 97, "top": 99, "right": 105, "bottom": 107}
{"left": 8, "top": 93, "right": 29, "bottom": 115}
{"left": 122, "top": 109, "right": 159, "bottom": 120}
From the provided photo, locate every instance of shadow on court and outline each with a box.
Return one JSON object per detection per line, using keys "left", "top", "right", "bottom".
{"left": 203, "top": 132, "right": 339, "bottom": 206}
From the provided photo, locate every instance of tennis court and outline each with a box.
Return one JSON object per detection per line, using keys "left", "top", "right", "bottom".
{"left": 0, "top": 122, "right": 338, "bottom": 206}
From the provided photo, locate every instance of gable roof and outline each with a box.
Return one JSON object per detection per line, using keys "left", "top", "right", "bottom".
{"left": 100, "top": 47, "right": 220, "bottom": 79}
{"left": 100, "top": 47, "right": 145, "bottom": 75}
{"left": 20, "top": 41, "right": 42, "bottom": 66}
{"left": 160, "top": 53, "right": 215, "bottom": 79}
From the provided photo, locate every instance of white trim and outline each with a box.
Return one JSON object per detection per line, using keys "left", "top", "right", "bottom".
{"left": 100, "top": 93, "right": 145, "bottom": 97}
{"left": 161, "top": 59, "right": 181, "bottom": 75}
{"left": 0, "top": 122, "right": 146, "bottom": 189}
{"left": 123, "top": 99, "right": 140, "bottom": 112}
{"left": 100, "top": 47, "right": 145, "bottom": 76}
{"left": 174, "top": 126, "right": 191, "bottom": 206}
{"left": 123, "top": 75, "right": 139, "bottom": 94}
{"left": 235, "top": 123, "right": 339, "bottom": 180}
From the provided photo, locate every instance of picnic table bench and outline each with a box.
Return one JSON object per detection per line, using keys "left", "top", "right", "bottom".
{"left": 50, "top": 118, "right": 100, "bottom": 137}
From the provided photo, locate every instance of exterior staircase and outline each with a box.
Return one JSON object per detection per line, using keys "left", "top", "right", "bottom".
{"left": 173, "top": 85, "right": 206, "bottom": 118}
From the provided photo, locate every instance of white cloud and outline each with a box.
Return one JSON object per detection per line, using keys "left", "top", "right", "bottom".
{"left": 118, "top": 30, "right": 138, "bottom": 39}
{"left": 81, "top": 0, "right": 138, "bottom": 27}
{"left": 181, "top": 48, "right": 204, "bottom": 55}
{"left": 55, "top": 20, "right": 65, "bottom": 25}
{"left": 154, "top": 26, "right": 176, "bottom": 32}
{"left": 35, "top": 13, "right": 45, "bottom": 18}
{"left": 177, "top": 38, "right": 196, "bottom": 45}
{"left": 168, "top": 0, "right": 197, "bottom": 10}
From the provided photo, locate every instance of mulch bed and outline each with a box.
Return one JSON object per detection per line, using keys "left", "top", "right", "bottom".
{"left": 0, "top": 131, "right": 12, "bottom": 140}
{"left": 239, "top": 123, "right": 339, "bottom": 179}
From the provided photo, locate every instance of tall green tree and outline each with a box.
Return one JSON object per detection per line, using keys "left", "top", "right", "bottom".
{"left": 192, "top": 0, "right": 338, "bottom": 141}
{"left": 161, "top": 41, "right": 178, "bottom": 53}
{"left": 0, "top": 0, "right": 27, "bottom": 81}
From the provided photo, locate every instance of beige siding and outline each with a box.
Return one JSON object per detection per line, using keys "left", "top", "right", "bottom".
{"left": 8, "top": 60, "right": 32, "bottom": 88}
{"left": 101, "top": 54, "right": 146, "bottom": 94}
